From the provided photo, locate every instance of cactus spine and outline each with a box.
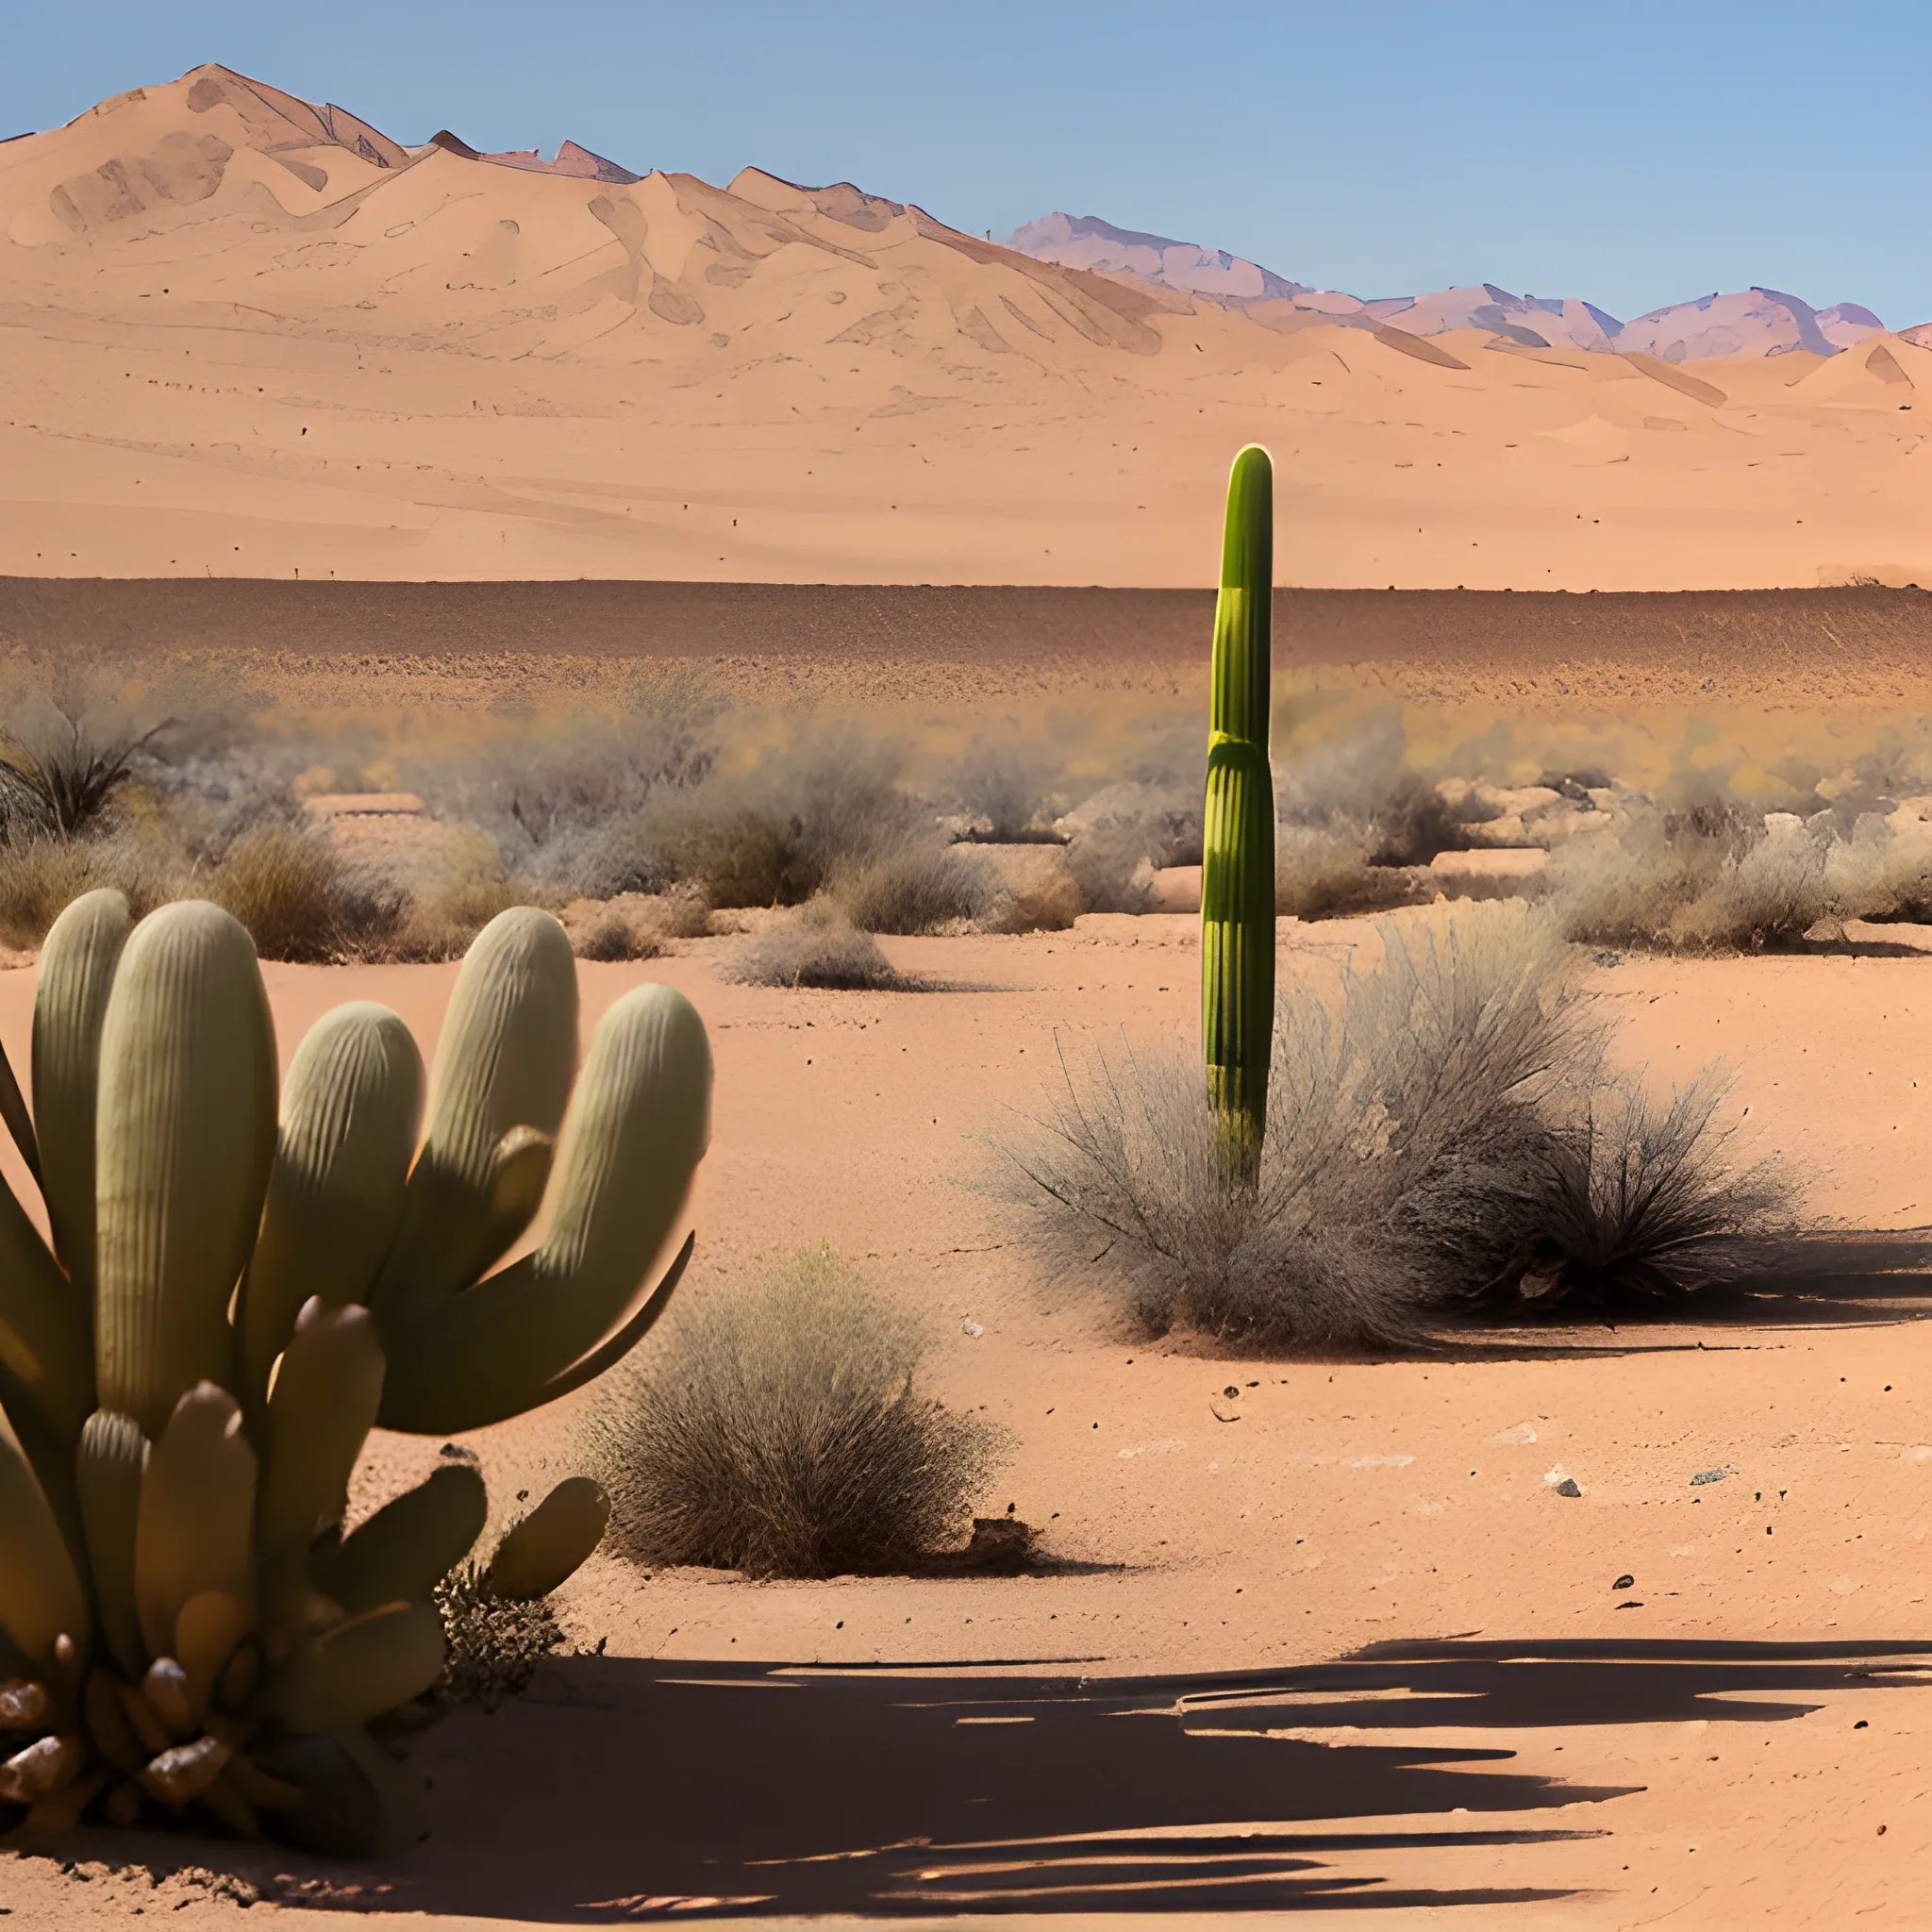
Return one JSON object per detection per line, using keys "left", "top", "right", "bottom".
{"left": 1201, "top": 444, "right": 1276, "bottom": 1181}
{"left": 0, "top": 893, "right": 711, "bottom": 1854}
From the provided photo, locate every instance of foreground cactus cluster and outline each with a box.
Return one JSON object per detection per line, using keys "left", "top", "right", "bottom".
{"left": 0, "top": 896, "right": 710, "bottom": 1854}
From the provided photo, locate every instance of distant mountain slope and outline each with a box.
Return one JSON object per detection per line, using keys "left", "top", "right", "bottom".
{"left": 3, "top": 65, "right": 1929, "bottom": 590}
{"left": 1004, "top": 211, "right": 1308, "bottom": 302}
{"left": 1005, "top": 209, "right": 1888, "bottom": 360}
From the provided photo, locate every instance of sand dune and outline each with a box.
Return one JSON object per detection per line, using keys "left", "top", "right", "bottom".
{"left": 4, "top": 63, "right": 1931, "bottom": 589}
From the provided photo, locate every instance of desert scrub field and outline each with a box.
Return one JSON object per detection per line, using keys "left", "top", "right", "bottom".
{"left": 7, "top": 661, "right": 1932, "bottom": 960}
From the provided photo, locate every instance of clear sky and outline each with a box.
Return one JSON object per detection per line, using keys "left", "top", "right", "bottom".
{"left": 9, "top": 1, "right": 1932, "bottom": 327}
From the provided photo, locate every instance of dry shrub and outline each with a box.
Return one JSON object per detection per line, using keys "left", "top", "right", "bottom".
{"left": 1667, "top": 820, "right": 1826, "bottom": 950}
{"left": 422, "top": 674, "right": 722, "bottom": 893}
{"left": 1548, "top": 802, "right": 1920, "bottom": 951}
{"left": 208, "top": 823, "right": 401, "bottom": 962}
{"left": 628, "top": 725, "right": 924, "bottom": 908}
{"left": 0, "top": 834, "right": 184, "bottom": 948}
{"left": 1275, "top": 824, "right": 1427, "bottom": 920}
{"left": 432, "top": 1562, "right": 564, "bottom": 1713}
{"left": 829, "top": 845, "right": 983, "bottom": 934}
{"left": 588, "top": 1244, "right": 1003, "bottom": 1578}
{"left": 0, "top": 704, "right": 169, "bottom": 842}
{"left": 721, "top": 904, "right": 905, "bottom": 990}
{"left": 386, "top": 828, "right": 530, "bottom": 961}
{"left": 946, "top": 742, "right": 1069, "bottom": 840}
{"left": 1058, "top": 781, "right": 1200, "bottom": 912}
{"left": 996, "top": 904, "right": 1791, "bottom": 1349}
{"left": 572, "top": 908, "right": 661, "bottom": 962}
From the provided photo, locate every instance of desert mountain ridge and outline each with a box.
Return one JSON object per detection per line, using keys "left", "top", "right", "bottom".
{"left": 3, "top": 63, "right": 1930, "bottom": 590}
{"left": 1005, "top": 212, "right": 1907, "bottom": 361}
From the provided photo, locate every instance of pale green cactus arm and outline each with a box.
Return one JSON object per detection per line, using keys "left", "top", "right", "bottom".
{"left": 0, "top": 1038, "right": 40, "bottom": 1192}
{"left": 0, "top": 1183, "right": 92, "bottom": 1445}
{"left": 375, "top": 982, "right": 710, "bottom": 1435}
{"left": 261, "top": 1601, "right": 444, "bottom": 1734}
{"left": 487, "top": 1476, "right": 609, "bottom": 1601}
{"left": 242, "top": 1004, "right": 421, "bottom": 1412}
{"left": 75, "top": 1409, "right": 147, "bottom": 1681}
{"left": 367, "top": 908, "right": 577, "bottom": 1324}
{"left": 33, "top": 888, "right": 131, "bottom": 1299}
{"left": 308, "top": 1463, "right": 486, "bottom": 1617}
{"left": 255, "top": 1301, "right": 384, "bottom": 1637}
{"left": 132, "top": 1382, "right": 258, "bottom": 1663}
{"left": 252, "top": 1726, "right": 429, "bottom": 1857}
{"left": 94, "top": 902, "right": 278, "bottom": 1439}
{"left": 0, "top": 1396, "right": 88, "bottom": 1674}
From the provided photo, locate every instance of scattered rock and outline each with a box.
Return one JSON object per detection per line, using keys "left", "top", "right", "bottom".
{"left": 1613, "top": 1573, "right": 1635, "bottom": 1591}
{"left": 1554, "top": 1477, "right": 1584, "bottom": 1498}
{"left": 919, "top": 1516, "right": 1042, "bottom": 1576}
{"left": 1690, "top": 1467, "right": 1728, "bottom": 1487}
{"left": 960, "top": 1316, "right": 984, "bottom": 1337}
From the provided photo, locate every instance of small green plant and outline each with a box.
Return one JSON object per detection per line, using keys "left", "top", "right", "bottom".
{"left": 0, "top": 700, "right": 170, "bottom": 843}
{"left": 588, "top": 1245, "right": 1002, "bottom": 1578}
{"left": 1202, "top": 445, "right": 1276, "bottom": 1180}
{"left": 0, "top": 896, "right": 711, "bottom": 1854}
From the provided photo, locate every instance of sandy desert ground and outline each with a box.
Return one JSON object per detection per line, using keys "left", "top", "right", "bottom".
{"left": 5, "top": 64, "right": 1932, "bottom": 592}
{"left": 3, "top": 908, "right": 1932, "bottom": 1926}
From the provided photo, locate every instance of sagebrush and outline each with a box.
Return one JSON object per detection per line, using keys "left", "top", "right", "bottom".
{"left": 997, "top": 904, "right": 1793, "bottom": 1348}
{"left": 588, "top": 1245, "right": 1002, "bottom": 1578}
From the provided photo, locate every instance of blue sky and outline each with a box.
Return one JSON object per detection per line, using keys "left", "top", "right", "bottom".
{"left": 9, "top": 2, "right": 1932, "bottom": 326}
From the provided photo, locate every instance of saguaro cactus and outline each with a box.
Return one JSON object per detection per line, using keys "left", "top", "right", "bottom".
{"left": 1201, "top": 444, "right": 1276, "bottom": 1180}
{"left": 0, "top": 897, "right": 711, "bottom": 1854}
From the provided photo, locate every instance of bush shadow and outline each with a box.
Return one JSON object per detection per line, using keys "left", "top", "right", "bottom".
{"left": 1422, "top": 1228, "right": 1932, "bottom": 1361}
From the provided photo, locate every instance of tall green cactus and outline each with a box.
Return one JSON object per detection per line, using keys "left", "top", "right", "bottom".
{"left": 1201, "top": 444, "right": 1276, "bottom": 1180}
{"left": 0, "top": 897, "right": 711, "bottom": 1852}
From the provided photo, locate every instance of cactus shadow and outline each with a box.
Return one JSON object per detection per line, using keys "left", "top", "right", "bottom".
{"left": 331, "top": 1633, "right": 1932, "bottom": 1918}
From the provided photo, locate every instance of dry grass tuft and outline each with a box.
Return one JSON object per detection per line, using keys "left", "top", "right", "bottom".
{"left": 995, "top": 903, "right": 1791, "bottom": 1349}
{"left": 0, "top": 834, "right": 184, "bottom": 948}
{"left": 829, "top": 845, "right": 983, "bottom": 934}
{"left": 720, "top": 904, "right": 906, "bottom": 990}
{"left": 588, "top": 1244, "right": 1003, "bottom": 1579}
{"left": 208, "top": 823, "right": 402, "bottom": 962}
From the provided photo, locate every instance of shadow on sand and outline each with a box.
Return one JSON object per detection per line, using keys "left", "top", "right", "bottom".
{"left": 233, "top": 1634, "right": 1929, "bottom": 1920}
{"left": 1424, "top": 1227, "right": 1932, "bottom": 1362}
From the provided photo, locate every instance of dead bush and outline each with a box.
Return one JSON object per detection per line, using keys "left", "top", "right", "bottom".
{"left": 830, "top": 844, "right": 984, "bottom": 934}
{"left": 208, "top": 823, "right": 402, "bottom": 962}
{"left": 995, "top": 903, "right": 1791, "bottom": 1348}
{"left": 420, "top": 674, "right": 722, "bottom": 893}
{"left": 0, "top": 834, "right": 185, "bottom": 948}
{"left": 385, "top": 828, "right": 532, "bottom": 961}
{"left": 1275, "top": 824, "right": 1427, "bottom": 920}
{"left": 720, "top": 904, "right": 905, "bottom": 990}
{"left": 571, "top": 908, "right": 662, "bottom": 961}
{"left": 621, "top": 725, "right": 925, "bottom": 908}
{"left": 588, "top": 1244, "right": 1004, "bottom": 1578}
